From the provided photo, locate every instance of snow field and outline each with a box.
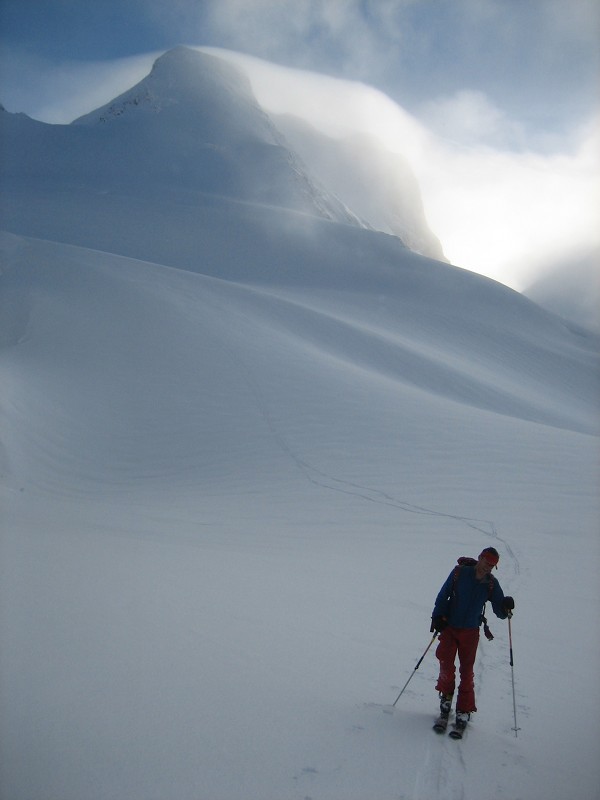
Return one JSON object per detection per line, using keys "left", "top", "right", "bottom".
{"left": 1, "top": 46, "right": 599, "bottom": 800}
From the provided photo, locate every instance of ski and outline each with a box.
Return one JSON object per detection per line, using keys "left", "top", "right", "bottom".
{"left": 432, "top": 715, "right": 449, "bottom": 733}
{"left": 448, "top": 722, "right": 467, "bottom": 739}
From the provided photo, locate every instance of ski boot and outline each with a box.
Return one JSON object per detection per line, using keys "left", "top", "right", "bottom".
{"left": 433, "top": 692, "right": 453, "bottom": 733}
{"left": 449, "top": 710, "right": 470, "bottom": 739}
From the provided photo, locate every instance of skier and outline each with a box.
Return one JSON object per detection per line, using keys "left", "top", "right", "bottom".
{"left": 430, "top": 547, "right": 514, "bottom": 736}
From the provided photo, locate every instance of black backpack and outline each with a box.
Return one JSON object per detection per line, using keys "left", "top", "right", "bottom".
{"left": 452, "top": 556, "right": 495, "bottom": 640}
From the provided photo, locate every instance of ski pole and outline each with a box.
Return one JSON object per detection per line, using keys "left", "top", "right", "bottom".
{"left": 508, "top": 611, "right": 520, "bottom": 736}
{"left": 392, "top": 631, "right": 438, "bottom": 707}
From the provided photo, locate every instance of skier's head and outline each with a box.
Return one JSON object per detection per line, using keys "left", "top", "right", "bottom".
{"left": 478, "top": 547, "right": 499, "bottom": 569}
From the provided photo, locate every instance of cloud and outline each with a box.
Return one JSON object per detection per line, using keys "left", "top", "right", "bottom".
{"left": 203, "top": 46, "right": 427, "bottom": 159}
{"left": 202, "top": 0, "right": 600, "bottom": 133}
{"left": 417, "top": 90, "right": 529, "bottom": 150}
{"left": 204, "top": 0, "right": 387, "bottom": 71}
{"left": 416, "top": 118, "right": 600, "bottom": 289}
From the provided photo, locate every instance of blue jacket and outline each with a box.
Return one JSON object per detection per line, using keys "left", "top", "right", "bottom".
{"left": 433, "top": 565, "right": 508, "bottom": 629}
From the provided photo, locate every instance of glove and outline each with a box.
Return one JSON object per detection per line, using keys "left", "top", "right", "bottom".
{"left": 503, "top": 596, "right": 515, "bottom": 611}
{"left": 430, "top": 616, "right": 448, "bottom": 633}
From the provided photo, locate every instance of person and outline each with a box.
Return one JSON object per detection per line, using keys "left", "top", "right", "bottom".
{"left": 430, "top": 547, "right": 514, "bottom": 733}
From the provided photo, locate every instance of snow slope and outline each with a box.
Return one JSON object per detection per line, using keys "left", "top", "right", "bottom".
{"left": 1, "top": 47, "right": 599, "bottom": 800}
{"left": 524, "top": 246, "right": 600, "bottom": 334}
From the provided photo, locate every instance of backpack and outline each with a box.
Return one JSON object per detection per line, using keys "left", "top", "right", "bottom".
{"left": 452, "top": 556, "right": 495, "bottom": 640}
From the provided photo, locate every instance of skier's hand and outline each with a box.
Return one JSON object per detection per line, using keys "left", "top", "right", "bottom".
{"left": 431, "top": 616, "right": 448, "bottom": 633}
{"left": 503, "top": 596, "right": 515, "bottom": 611}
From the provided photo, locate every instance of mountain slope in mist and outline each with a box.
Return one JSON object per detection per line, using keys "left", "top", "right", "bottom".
{"left": 524, "top": 246, "right": 600, "bottom": 333}
{"left": 275, "top": 113, "right": 446, "bottom": 260}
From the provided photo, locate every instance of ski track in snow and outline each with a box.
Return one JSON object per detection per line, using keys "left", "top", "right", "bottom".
{"left": 230, "top": 336, "right": 522, "bottom": 581}
{"left": 413, "top": 735, "right": 466, "bottom": 800}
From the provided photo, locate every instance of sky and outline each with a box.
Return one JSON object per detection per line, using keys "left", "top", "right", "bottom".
{"left": 1, "top": 0, "right": 599, "bottom": 291}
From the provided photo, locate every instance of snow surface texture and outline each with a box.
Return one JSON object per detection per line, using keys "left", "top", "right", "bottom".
{"left": 1, "top": 47, "right": 599, "bottom": 800}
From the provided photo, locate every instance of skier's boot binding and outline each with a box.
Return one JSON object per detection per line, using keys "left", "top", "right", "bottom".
{"left": 454, "top": 711, "right": 470, "bottom": 731}
{"left": 439, "top": 692, "right": 453, "bottom": 719}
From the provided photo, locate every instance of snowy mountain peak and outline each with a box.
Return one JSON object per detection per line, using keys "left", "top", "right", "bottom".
{"left": 65, "top": 46, "right": 361, "bottom": 224}
{"left": 74, "top": 47, "right": 273, "bottom": 140}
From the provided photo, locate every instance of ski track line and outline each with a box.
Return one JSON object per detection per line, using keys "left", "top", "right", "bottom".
{"left": 413, "top": 734, "right": 447, "bottom": 800}
{"left": 413, "top": 734, "right": 466, "bottom": 800}
{"left": 232, "top": 346, "right": 523, "bottom": 576}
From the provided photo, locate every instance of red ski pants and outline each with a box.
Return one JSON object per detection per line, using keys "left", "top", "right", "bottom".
{"left": 435, "top": 626, "right": 480, "bottom": 713}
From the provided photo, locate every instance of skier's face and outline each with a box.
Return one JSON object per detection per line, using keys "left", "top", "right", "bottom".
{"left": 477, "top": 556, "right": 495, "bottom": 575}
